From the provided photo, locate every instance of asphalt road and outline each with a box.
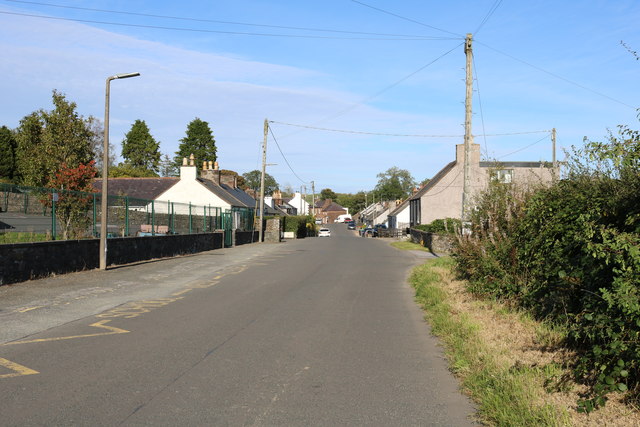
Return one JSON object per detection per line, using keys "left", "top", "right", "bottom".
{"left": 0, "top": 225, "right": 476, "bottom": 426}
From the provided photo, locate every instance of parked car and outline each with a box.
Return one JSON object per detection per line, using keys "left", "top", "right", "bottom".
{"left": 347, "top": 222, "right": 356, "bottom": 230}
{"left": 318, "top": 228, "right": 331, "bottom": 237}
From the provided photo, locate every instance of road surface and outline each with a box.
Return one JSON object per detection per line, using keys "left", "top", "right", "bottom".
{"left": 0, "top": 224, "right": 476, "bottom": 425}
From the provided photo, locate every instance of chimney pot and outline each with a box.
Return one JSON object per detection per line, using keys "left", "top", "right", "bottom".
{"left": 214, "top": 161, "right": 219, "bottom": 171}
{"left": 189, "top": 153, "right": 195, "bottom": 166}
{"left": 182, "top": 157, "right": 188, "bottom": 166}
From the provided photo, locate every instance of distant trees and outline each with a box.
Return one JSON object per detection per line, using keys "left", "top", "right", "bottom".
{"left": 374, "top": 166, "right": 416, "bottom": 201}
{"left": 320, "top": 188, "right": 337, "bottom": 200}
{"left": 120, "top": 119, "right": 161, "bottom": 175}
{"left": 175, "top": 118, "right": 216, "bottom": 171}
{"left": 242, "top": 169, "right": 279, "bottom": 194}
{"left": 14, "top": 90, "right": 96, "bottom": 188}
{"left": 0, "top": 126, "right": 17, "bottom": 181}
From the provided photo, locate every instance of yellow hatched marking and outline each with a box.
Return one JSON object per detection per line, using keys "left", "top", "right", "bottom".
{"left": 16, "top": 306, "right": 44, "bottom": 313}
{"left": 95, "top": 297, "right": 183, "bottom": 319}
{"left": 0, "top": 358, "right": 39, "bottom": 378}
{"left": 172, "top": 289, "right": 192, "bottom": 296}
{"left": 1, "top": 320, "right": 130, "bottom": 346}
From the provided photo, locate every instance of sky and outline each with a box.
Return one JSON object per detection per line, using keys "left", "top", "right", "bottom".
{"left": 1, "top": 0, "right": 639, "bottom": 194}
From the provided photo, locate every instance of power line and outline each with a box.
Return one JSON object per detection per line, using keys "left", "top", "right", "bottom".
{"left": 350, "top": 0, "right": 462, "bottom": 38}
{"left": 0, "top": 10, "right": 442, "bottom": 40}
{"left": 270, "top": 121, "right": 550, "bottom": 138}
{"left": 267, "top": 126, "right": 309, "bottom": 184}
{"left": 477, "top": 40, "right": 637, "bottom": 109}
{"left": 3, "top": 0, "right": 456, "bottom": 40}
{"left": 474, "top": 0, "right": 503, "bottom": 35}
{"left": 496, "top": 133, "right": 550, "bottom": 160}
{"left": 473, "top": 56, "right": 490, "bottom": 158}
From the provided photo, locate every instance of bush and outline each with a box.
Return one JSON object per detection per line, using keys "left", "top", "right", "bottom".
{"left": 282, "top": 215, "right": 314, "bottom": 238}
{"left": 451, "top": 124, "right": 640, "bottom": 410}
{"left": 414, "top": 218, "right": 461, "bottom": 234}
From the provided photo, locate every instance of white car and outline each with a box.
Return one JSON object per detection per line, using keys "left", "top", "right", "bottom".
{"left": 318, "top": 228, "right": 331, "bottom": 237}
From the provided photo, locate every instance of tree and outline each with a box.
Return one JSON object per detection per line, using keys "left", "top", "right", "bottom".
{"left": 15, "top": 90, "right": 95, "bottom": 188}
{"left": 0, "top": 126, "right": 17, "bottom": 181}
{"left": 242, "top": 169, "right": 279, "bottom": 194}
{"left": 174, "top": 118, "right": 216, "bottom": 172}
{"left": 159, "top": 154, "right": 177, "bottom": 177}
{"left": 337, "top": 191, "right": 367, "bottom": 213}
{"left": 320, "top": 188, "right": 337, "bottom": 200}
{"left": 374, "top": 167, "right": 416, "bottom": 201}
{"left": 109, "top": 163, "right": 159, "bottom": 178}
{"left": 87, "top": 118, "right": 114, "bottom": 176}
{"left": 46, "top": 161, "right": 97, "bottom": 239}
{"left": 121, "top": 119, "right": 161, "bottom": 174}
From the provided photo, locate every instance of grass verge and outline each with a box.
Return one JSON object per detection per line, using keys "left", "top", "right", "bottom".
{"left": 409, "top": 257, "right": 570, "bottom": 426}
{"left": 390, "top": 240, "right": 431, "bottom": 252}
{"left": 0, "top": 232, "right": 52, "bottom": 244}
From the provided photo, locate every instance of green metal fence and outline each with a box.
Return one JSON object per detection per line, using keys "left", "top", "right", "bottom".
{"left": 0, "top": 183, "right": 255, "bottom": 240}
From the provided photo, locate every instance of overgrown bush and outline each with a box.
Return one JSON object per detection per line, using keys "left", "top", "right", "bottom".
{"left": 452, "top": 123, "right": 640, "bottom": 410}
{"left": 282, "top": 215, "right": 314, "bottom": 238}
{"left": 414, "top": 217, "right": 461, "bottom": 234}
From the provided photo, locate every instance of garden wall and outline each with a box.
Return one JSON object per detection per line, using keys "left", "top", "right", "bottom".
{"left": 409, "top": 228, "right": 455, "bottom": 253}
{"left": 0, "top": 232, "right": 224, "bottom": 286}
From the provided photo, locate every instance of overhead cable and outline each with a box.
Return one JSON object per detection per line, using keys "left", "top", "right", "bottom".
{"left": 3, "top": 0, "right": 455, "bottom": 39}
{"left": 477, "top": 40, "right": 637, "bottom": 109}
{"left": 0, "top": 11, "right": 442, "bottom": 40}
{"left": 474, "top": 0, "right": 503, "bottom": 35}
{"left": 350, "top": 0, "right": 462, "bottom": 38}
{"left": 270, "top": 121, "right": 550, "bottom": 138}
{"left": 267, "top": 126, "right": 309, "bottom": 184}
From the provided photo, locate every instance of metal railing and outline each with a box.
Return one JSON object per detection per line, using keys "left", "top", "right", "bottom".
{"left": 0, "top": 183, "right": 255, "bottom": 240}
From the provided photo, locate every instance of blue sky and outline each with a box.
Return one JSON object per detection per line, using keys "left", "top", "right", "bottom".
{"left": 1, "top": 0, "right": 639, "bottom": 193}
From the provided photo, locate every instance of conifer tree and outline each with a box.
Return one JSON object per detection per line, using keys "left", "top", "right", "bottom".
{"left": 174, "top": 118, "right": 217, "bottom": 171}
{"left": 121, "top": 119, "right": 161, "bottom": 174}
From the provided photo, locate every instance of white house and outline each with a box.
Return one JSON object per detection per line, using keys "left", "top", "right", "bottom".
{"left": 288, "top": 192, "right": 310, "bottom": 215}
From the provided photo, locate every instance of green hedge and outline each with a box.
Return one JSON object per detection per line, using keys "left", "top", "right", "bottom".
{"left": 413, "top": 218, "right": 461, "bottom": 234}
{"left": 452, "top": 125, "right": 640, "bottom": 411}
{"left": 282, "top": 215, "right": 314, "bottom": 238}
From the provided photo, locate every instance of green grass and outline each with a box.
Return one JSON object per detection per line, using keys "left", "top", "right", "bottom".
{"left": 390, "top": 240, "right": 430, "bottom": 252}
{"left": 409, "top": 257, "right": 570, "bottom": 426}
{"left": 0, "top": 232, "right": 52, "bottom": 244}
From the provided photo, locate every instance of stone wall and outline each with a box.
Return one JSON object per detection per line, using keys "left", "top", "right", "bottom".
{"left": 0, "top": 232, "right": 224, "bottom": 286}
{"left": 234, "top": 230, "right": 259, "bottom": 246}
{"left": 264, "top": 218, "right": 281, "bottom": 243}
{"left": 409, "top": 228, "right": 455, "bottom": 254}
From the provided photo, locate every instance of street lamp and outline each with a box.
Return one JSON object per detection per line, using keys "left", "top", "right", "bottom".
{"left": 100, "top": 72, "right": 140, "bottom": 270}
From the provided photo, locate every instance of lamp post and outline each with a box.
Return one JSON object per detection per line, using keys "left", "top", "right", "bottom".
{"left": 100, "top": 72, "right": 140, "bottom": 270}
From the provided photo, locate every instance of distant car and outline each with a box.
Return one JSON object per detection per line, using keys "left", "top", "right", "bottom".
{"left": 315, "top": 219, "right": 322, "bottom": 224}
{"left": 318, "top": 228, "right": 331, "bottom": 237}
{"left": 347, "top": 222, "right": 356, "bottom": 230}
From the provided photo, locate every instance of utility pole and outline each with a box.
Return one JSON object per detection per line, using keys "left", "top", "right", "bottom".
{"left": 259, "top": 119, "right": 268, "bottom": 242}
{"left": 551, "top": 127, "right": 558, "bottom": 181}
{"left": 311, "top": 180, "right": 315, "bottom": 217}
{"left": 461, "top": 33, "right": 473, "bottom": 223}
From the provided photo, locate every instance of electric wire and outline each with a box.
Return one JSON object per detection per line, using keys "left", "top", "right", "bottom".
{"left": 267, "top": 126, "right": 309, "bottom": 184}
{"left": 350, "top": 0, "right": 462, "bottom": 38}
{"left": 474, "top": 0, "right": 503, "bottom": 35}
{"left": 2, "top": 0, "right": 455, "bottom": 39}
{"left": 0, "top": 10, "right": 440, "bottom": 40}
{"left": 496, "top": 133, "right": 550, "bottom": 160}
{"left": 270, "top": 120, "right": 550, "bottom": 138}
{"left": 477, "top": 40, "right": 637, "bottom": 109}
{"left": 472, "top": 56, "right": 490, "bottom": 158}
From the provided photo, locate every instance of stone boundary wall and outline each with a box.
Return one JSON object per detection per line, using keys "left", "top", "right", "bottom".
{"left": 409, "top": 228, "right": 455, "bottom": 254}
{"left": 0, "top": 232, "right": 224, "bottom": 286}
{"left": 234, "top": 230, "right": 259, "bottom": 246}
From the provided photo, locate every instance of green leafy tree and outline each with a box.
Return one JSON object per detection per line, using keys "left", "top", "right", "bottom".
{"left": 337, "top": 191, "right": 367, "bottom": 213}
{"left": 87, "top": 118, "right": 115, "bottom": 176}
{"left": 320, "top": 188, "right": 337, "bottom": 200}
{"left": 159, "top": 154, "right": 177, "bottom": 177}
{"left": 374, "top": 166, "right": 416, "bottom": 201}
{"left": 174, "top": 118, "right": 216, "bottom": 172}
{"left": 121, "top": 119, "right": 161, "bottom": 174}
{"left": 242, "top": 169, "right": 279, "bottom": 194}
{"left": 0, "top": 126, "right": 17, "bottom": 181}
{"left": 15, "top": 90, "right": 95, "bottom": 187}
{"left": 109, "top": 163, "right": 159, "bottom": 178}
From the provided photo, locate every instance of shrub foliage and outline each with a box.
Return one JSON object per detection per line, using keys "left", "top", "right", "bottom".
{"left": 452, "top": 123, "right": 640, "bottom": 411}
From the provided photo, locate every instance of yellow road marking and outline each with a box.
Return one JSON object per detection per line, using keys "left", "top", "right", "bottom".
{"left": 0, "top": 358, "right": 39, "bottom": 378}
{"left": 171, "top": 289, "right": 192, "bottom": 296}
{"left": 1, "top": 320, "right": 130, "bottom": 346}
{"left": 16, "top": 306, "right": 44, "bottom": 313}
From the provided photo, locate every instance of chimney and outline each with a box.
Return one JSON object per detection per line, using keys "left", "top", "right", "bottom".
{"left": 455, "top": 141, "right": 481, "bottom": 165}
{"left": 200, "top": 159, "right": 218, "bottom": 182}
{"left": 179, "top": 156, "right": 197, "bottom": 180}
{"left": 220, "top": 172, "right": 237, "bottom": 189}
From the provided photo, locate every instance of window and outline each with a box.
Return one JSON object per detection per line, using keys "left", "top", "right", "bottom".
{"left": 491, "top": 169, "right": 513, "bottom": 184}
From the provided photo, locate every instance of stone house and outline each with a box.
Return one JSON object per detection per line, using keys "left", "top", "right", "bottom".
{"left": 313, "top": 199, "right": 347, "bottom": 224}
{"left": 408, "top": 143, "right": 557, "bottom": 226}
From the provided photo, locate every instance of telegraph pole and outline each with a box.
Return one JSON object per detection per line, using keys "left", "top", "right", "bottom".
{"left": 311, "top": 180, "right": 315, "bottom": 217}
{"left": 461, "top": 33, "right": 473, "bottom": 223}
{"left": 259, "top": 119, "right": 268, "bottom": 242}
{"left": 551, "top": 127, "right": 558, "bottom": 181}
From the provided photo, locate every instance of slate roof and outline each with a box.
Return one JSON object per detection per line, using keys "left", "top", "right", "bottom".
{"left": 322, "top": 202, "right": 347, "bottom": 213}
{"left": 93, "top": 178, "right": 178, "bottom": 200}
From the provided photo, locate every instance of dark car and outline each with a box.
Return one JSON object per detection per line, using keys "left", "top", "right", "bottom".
{"left": 347, "top": 222, "right": 356, "bottom": 230}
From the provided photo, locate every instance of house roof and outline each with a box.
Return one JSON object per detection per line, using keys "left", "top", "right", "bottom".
{"left": 409, "top": 160, "right": 457, "bottom": 201}
{"left": 93, "top": 178, "right": 178, "bottom": 200}
{"left": 322, "top": 202, "right": 347, "bottom": 213}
